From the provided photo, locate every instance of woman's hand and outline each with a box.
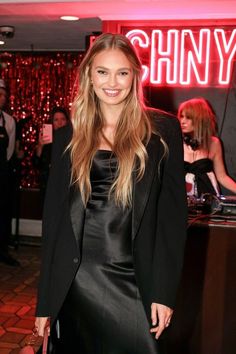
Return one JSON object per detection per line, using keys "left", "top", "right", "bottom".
{"left": 150, "top": 303, "right": 173, "bottom": 339}
{"left": 35, "top": 317, "right": 50, "bottom": 337}
{"left": 39, "top": 130, "right": 52, "bottom": 146}
{"left": 35, "top": 130, "right": 49, "bottom": 157}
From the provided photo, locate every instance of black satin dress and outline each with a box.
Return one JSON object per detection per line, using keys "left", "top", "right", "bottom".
{"left": 56, "top": 150, "right": 159, "bottom": 354}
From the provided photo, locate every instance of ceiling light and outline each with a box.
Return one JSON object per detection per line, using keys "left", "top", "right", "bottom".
{"left": 0, "top": 25, "right": 15, "bottom": 38}
{"left": 0, "top": 40, "right": 5, "bottom": 45}
{"left": 60, "top": 16, "right": 79, "bottom": 21}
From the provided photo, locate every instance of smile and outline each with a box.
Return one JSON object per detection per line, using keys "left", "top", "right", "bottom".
{"left": 103, "top": 89, "right": 120, "bottom": 97}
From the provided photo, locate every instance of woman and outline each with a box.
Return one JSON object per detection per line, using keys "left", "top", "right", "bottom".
{"left": 35, "top": 33, "right": 187, "bottom": 354}
{"left": 178, "top": 97, "right": 236, "bottom": 197}
{"left": 33, "top": 107, "right": 70, "bottom": 204}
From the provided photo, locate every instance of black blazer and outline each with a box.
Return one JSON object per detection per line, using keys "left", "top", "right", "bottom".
{"left": 36, "top": 109, "right": 187, "bottom": 324}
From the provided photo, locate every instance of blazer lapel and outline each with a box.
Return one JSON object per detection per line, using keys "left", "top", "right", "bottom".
{"left": 132, "top": 134, "right": 162, "bottom": 241}
{"left": 69, "top": 184, "right": 85, "bottom": 248}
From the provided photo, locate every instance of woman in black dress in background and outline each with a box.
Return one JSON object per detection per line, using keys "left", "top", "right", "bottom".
{"left": 178, "top": 97, "right": 236, "bottom": 197}
{"left": 35, "top": 33, "right": 187, "bottom": 354}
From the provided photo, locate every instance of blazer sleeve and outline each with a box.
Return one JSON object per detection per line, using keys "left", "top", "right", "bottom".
{"left": 36, "top": 126, "right": 71, "bottom": 316}
{"left": 151, "top": 116, "right": 188, "bottom": 309}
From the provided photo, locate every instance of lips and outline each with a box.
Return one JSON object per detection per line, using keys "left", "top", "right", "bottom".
{"left": 103, "top": 89, "right": 120, "bottom": 97}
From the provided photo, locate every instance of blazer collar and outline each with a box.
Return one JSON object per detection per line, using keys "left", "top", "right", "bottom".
{"left": 69, "top": 134, "right": 161, "bottom": 244}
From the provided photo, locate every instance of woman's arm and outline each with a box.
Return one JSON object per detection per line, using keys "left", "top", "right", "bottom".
{"left": 212, "top": 137, "right": 236, "bottom": 194}
{"left": 35, "top": 129, "right": 51, "bottom": 158}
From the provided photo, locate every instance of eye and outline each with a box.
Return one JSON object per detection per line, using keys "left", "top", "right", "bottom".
{"left": 119, "top": 71, "right": 129, "bottom": 76}
{"left": 97, "top": 70, "right": 107, "bottom": 75}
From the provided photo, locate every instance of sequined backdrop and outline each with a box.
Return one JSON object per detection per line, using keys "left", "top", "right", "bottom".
{"left": 0, "top": 52, "right": 84, "bottom": 188}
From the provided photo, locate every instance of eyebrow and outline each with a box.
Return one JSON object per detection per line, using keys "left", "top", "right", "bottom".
{"left": 95, "top": 66, "right": 132, "bottom": 71}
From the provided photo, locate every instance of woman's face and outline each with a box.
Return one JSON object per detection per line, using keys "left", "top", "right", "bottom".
{"left": 53, "top": 112, "right": 68, "bottom": 130}
{"left": 179, "top": 110, "right": 194, "bottom": 134}
{"left": 90, "top": 48, "right": 134, "bottom": 110}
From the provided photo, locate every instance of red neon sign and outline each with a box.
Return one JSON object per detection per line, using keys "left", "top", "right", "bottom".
{"left": 125, "top": 28, "right": 236, "bottom": 86}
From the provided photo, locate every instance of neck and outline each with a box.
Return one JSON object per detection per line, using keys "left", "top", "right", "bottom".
{"left": 183, "top": 132, "right": 194, "bottom": 138}
{"left": 100, "top": 103, "right": 124, "bottom": 127}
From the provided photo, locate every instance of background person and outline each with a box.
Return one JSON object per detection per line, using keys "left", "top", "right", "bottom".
{"left": 0, "top": 78, "right": 20, "bottom": 266}
{"left": 33, "top": 106, "right": 70, "bottom": 210}
{"left": 178, "top": 97, "right": 236, "bottom": 197}
{"left": 35, "top": 33, "right": 187, "bottom": 354}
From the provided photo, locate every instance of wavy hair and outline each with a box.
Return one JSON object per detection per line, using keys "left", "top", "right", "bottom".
{"left": 178, "top": 97, "right": 216, "bottom": 151}
{"left": 69, "top": 33, "right": 155, "bottom": 207}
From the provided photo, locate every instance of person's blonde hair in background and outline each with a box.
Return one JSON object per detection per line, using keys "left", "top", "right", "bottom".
{"left": 69, "top": 33, "right": 154, "bottom": 207}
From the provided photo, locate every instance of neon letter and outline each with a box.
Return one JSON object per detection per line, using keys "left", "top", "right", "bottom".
{"left": 214, "top": 29, "right": 236, "bottom": 84}
{"left": 150, "top": 29, "right": 179, "bottom": 84}
{"left": 126, "top": 29, "right": 149, "bottom": 82}
{"left": 180, "top": 29, "right": 211, "bottom": 85}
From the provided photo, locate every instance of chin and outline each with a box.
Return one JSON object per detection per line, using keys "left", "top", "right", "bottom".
{"left": 182, "top": 129, "right": 190, "bottom": 134}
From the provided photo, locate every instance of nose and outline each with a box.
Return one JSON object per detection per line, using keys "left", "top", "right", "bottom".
{"left": 180, "top": 116, "right": 186, "bottom": 124}
{"left": 107, "top": 73, "right": 117, "bottom": 87}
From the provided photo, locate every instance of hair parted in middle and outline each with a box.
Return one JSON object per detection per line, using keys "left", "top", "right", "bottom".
{"left": 178, "top": 97, "right": 216, "bottom": 151}
{"left": 69, "top": 32, "right": 157, "bottom": 207}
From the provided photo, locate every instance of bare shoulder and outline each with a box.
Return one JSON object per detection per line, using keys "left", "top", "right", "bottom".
{"left": 210, "top": 136, "right": 222, "bottom": 157}
{"left": 211, "top": 136, "right": 220, "bottom": 143}
{"left": 211, "top": 136, "right": 221, "bottom": 148}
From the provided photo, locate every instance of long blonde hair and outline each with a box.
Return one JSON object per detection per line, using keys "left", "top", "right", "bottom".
{"left": 178, "top": 97, "right": 216, "bottom": 151}
{"left": 69, "top": 33, "right": 153, "bottom": 207}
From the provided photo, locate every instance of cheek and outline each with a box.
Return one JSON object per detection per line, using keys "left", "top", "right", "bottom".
{"left": 189, "top": 121, "right": 194, "bottom": 129}
{"left": 60, "top": 118, "right": 66, "bottom": 123}
{"left": 127, "top": 81, "right": 133, "bottom": 90}
{"left": 91, "top": 73, "right": 104, "bottom": 88}
{"left": 123, "top": 76, "right": 133, "bottom": 89}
